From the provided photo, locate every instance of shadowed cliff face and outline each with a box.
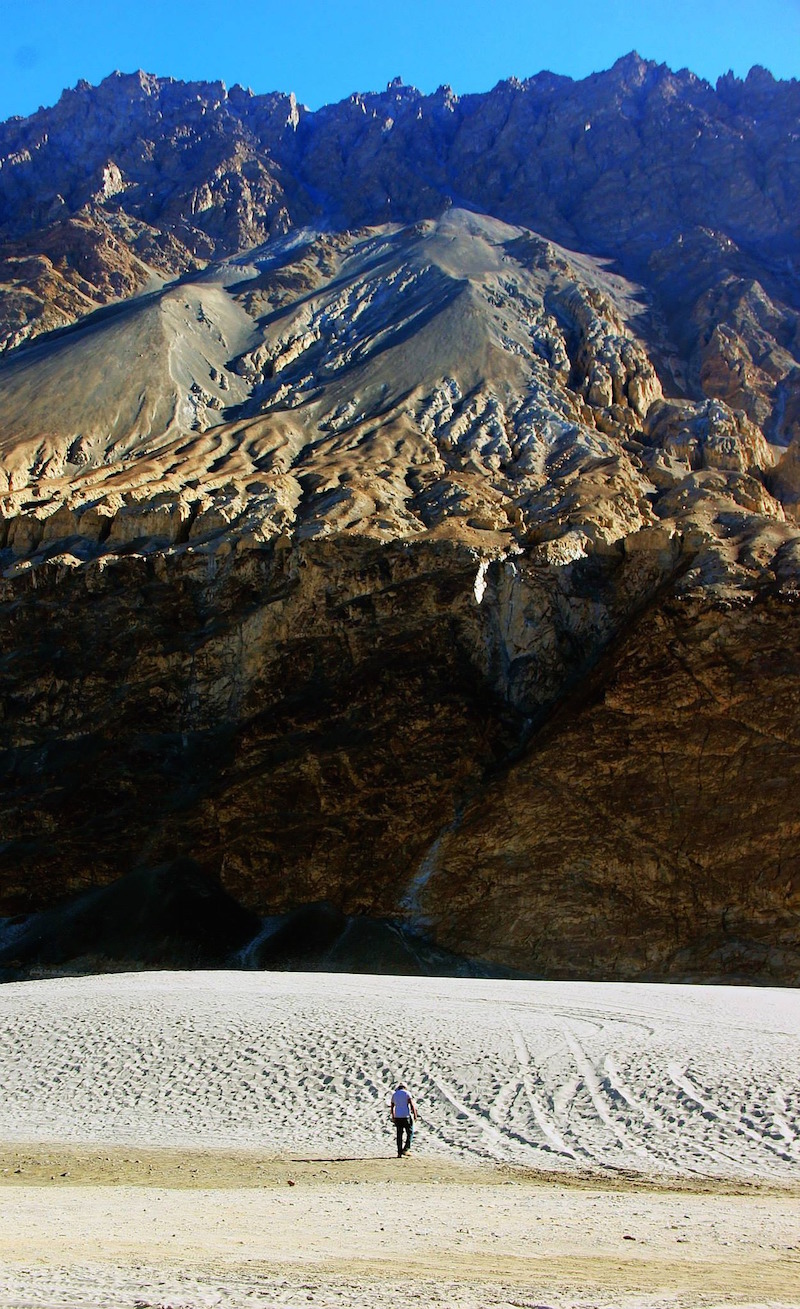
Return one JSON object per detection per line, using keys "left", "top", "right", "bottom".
{"left": 3, "top": 526, "right": 799, "bottom": 981}
{"left": 1, "top": 66, "right": 800, "bottom": 980}
{"left": 1, "top": 538, "right": 523, "bottom": 916}
{"left": 427, "top": 592, "right": 800, "bottom": 981}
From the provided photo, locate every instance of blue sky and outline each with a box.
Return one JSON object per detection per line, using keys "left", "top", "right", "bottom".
{"left": 1, "top": 0, "right": 797, "bottom": 122}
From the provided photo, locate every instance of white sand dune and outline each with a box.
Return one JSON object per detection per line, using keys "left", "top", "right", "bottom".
{"left": 1, "top": 973, "right": 799, "bottom": 1308}
{"left": 0, "top": 972, "right": 798, "bottom": 1182}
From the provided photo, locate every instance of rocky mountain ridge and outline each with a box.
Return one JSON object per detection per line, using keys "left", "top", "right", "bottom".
{"left": 0, "top": 61, "right": 799, "bottom": 980}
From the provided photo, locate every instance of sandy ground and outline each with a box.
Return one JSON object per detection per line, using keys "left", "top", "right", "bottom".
{"left": 0, "top": 972, "right": 798, "bottom": 1308}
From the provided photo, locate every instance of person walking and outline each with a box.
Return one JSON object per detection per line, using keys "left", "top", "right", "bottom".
{"left": 390, "top": 1081, "right": 417, "bottom": 1157}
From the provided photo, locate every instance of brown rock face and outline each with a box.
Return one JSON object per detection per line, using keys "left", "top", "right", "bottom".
{"left": 0, "top": 539, "right": 517, "bottom": 912}
{"left": 4, "top": 525, "right": 799, "bottom": 981}
{"left": 1, "top": 64, "right": 799, "bottom": 979}
{"left": 426, "top": 592, "right": 800, "bottom": 982}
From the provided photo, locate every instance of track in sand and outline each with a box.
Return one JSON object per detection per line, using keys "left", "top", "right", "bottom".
{"left": 0, "top": 972, "right": 798, "bottom": 1182}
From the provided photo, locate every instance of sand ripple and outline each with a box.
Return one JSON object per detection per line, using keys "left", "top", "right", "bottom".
{"left": 0, "top": 973, "right": 798, "bottom": 1182}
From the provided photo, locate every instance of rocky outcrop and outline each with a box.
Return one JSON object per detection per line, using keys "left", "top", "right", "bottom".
{"left": 1, "top": 67, "right": 800, "bottom": 980}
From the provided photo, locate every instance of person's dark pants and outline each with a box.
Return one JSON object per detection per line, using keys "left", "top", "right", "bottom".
{"left": 395, "top": 1116, "right": 413, "bottom": 1156}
